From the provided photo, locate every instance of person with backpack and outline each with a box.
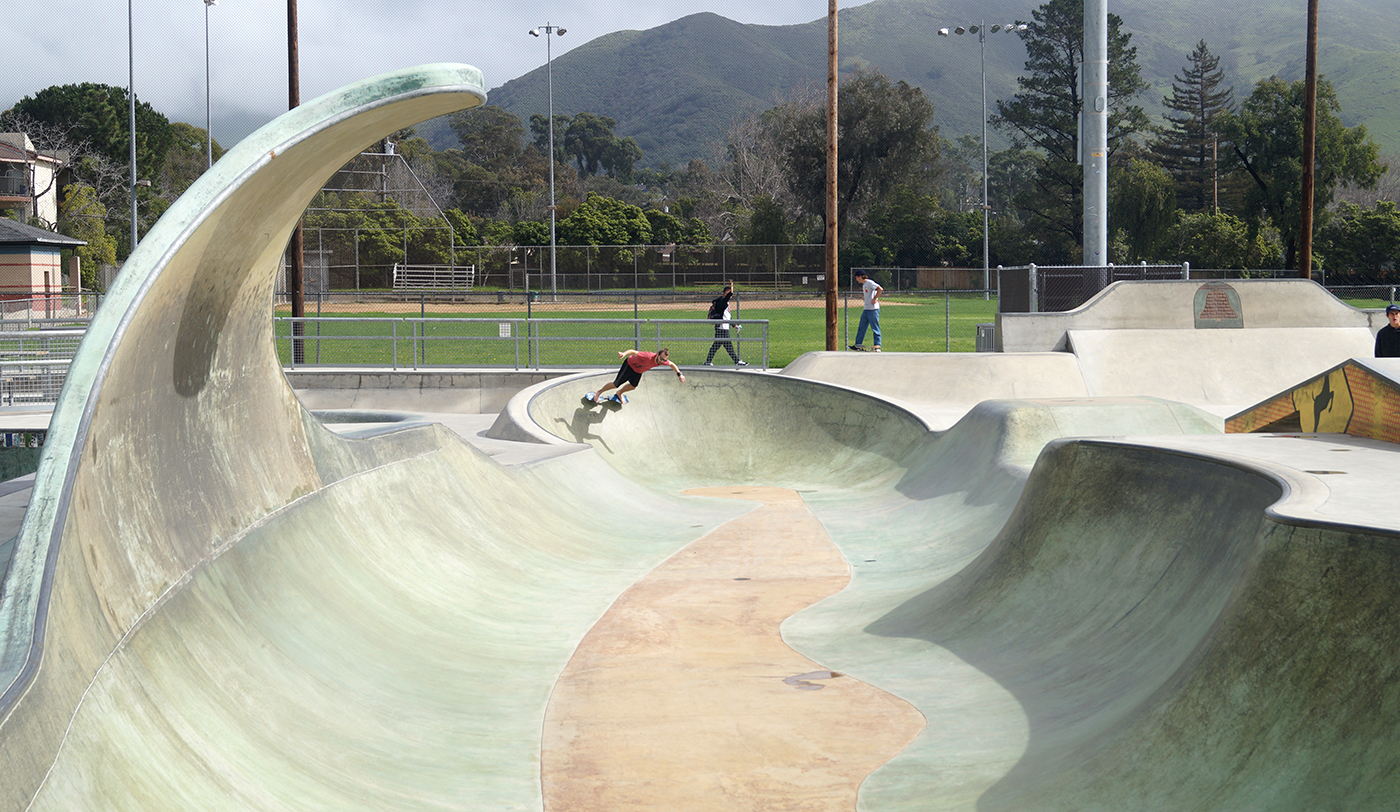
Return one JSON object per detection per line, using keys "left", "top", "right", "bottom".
{"left": 703, "top": 282, "right": 747, "bottom": 366}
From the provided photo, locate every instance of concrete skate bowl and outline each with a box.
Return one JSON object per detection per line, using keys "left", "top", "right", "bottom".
{"left": 0, "top": 65, "right": 723, "bottom": 811}
{"left": 509, "top": 369, "right": 937, "bottom": 489}
{"left": 502, "top": 370, "right": 1400, "bottom": 810}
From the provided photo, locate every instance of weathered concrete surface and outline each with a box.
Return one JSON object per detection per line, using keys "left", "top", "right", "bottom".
{"left": 787, "top": 438, "right": 1400, "bottom": 811}
{"left": 511, "top": 368, "right": 934, "bottom": 489}
{"left": 287, "top": 369, "right": 572, "bottom": 414}
{"left": 0, "top": 65, "right": 497, "bottom": 809}
{"left": 542, "top": 486, "right": 925, "bottom": 811}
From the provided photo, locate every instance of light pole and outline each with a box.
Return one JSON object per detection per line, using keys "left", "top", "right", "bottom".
{"left": 204, "top": 0, "right": 218, "bottom": 168}
{"left": 128, "top": 0, "right": 137, "bottom": 250}
{"left": 529, "top": 23, "right": 566, "bottom": 299}
{"left": 938, "top": 22, "right": 1026, "bottom": 298}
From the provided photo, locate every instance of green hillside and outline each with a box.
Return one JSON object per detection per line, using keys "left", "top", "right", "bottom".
{"left": 424, "top": 0, "right": 1400, "bottom": 168}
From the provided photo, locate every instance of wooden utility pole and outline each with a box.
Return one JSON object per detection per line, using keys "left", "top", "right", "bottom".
{"left": 824, "top": 0, "right": 839, "bottom": 350}
{"left": 288, "top": 0, "right": 305, "bottom": 361}
{"left": 1299, "top": 0, "right": 1319, "bottom": 279}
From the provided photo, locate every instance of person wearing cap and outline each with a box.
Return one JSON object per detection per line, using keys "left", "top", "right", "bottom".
{"left": 849, "top": 270, "right": 883, "bottom": 351}
{"left": 1377, "top": 304, "right": 1400, "bottom": 357}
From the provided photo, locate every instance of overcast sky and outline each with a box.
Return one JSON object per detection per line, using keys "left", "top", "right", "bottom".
{"left": 5, "top": 0, "right": 868, "bottom": 151}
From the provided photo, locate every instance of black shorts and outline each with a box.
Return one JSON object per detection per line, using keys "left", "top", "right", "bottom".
{"left": 614, "top": 359, "right": 643, "bottom": 388}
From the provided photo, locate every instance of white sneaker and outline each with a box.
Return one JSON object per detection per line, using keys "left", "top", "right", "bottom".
{"left": 703, "top": 361, "right": 714, "bottom": 366}
{"left": 736, "top": 360, "right": 748, "bottom": 367}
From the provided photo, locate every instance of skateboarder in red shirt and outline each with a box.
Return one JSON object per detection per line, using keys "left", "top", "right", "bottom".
{"left": 586, "top": 348, "right": 686, "bottom": 404}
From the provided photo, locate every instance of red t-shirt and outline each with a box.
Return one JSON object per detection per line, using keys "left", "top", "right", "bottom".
{"left": 626, "top": 351, "right": 665, "bottom": 373}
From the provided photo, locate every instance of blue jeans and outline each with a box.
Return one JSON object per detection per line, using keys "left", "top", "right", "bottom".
{"left": 855, "top": 309, "right": 881, "bottom": 347}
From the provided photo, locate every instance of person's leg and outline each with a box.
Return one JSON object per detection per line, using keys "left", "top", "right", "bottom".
{"left": 607, "top": 365, "right": 642, "bottom": 399}
{"left": 853, "top": 310, "right": 871, "bottom": 346}
{"left": 592, "top": 359, "right": 631, "bottom": 399}
{"left": 870, "top": 309, "right": 881, "bottom": 348}
{"left": 705, "top": 325, "right": 724, "bottom": 364}
{"left": 718, "top": 327, "right": 740, "bottom": 363}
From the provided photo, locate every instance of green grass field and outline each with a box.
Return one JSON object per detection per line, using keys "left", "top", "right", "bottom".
{"left": 274, "top": 294, "right": 1001, "bottom": 368}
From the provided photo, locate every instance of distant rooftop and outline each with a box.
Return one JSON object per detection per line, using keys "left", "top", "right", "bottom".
{"left": 0, "top": 217, "right": 86, "bottom": 247}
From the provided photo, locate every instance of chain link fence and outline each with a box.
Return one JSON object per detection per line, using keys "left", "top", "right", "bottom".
{"left": 275, "top": 316, "right": 770, "bottom": 370}
{"left": 288, "top": 239, "right": 831, "bottom": 294}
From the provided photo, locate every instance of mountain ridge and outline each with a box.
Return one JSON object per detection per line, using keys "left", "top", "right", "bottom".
{"left": 430, "top": 0, "right": 1400, "bottom": 169}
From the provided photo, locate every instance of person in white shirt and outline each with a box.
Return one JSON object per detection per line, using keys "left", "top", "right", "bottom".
{"left": 849, "top": 270, "right": 882, "bottom": 351}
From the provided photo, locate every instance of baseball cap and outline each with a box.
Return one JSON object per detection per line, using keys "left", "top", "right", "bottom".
{"left": 1387, "top": 304, "right": 1399, "bottom": 313}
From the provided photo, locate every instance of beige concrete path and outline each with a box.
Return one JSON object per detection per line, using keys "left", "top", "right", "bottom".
{"left": 541, "top": 486, "right": 925, "bottom": 811}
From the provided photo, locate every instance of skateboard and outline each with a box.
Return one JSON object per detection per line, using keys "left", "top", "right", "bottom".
{"left": 582, "top": 392, "right": 627, "bottom": 406}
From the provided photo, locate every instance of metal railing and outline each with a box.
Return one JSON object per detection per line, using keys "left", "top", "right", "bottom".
{"left": 0, "top": 329, "right": 84, "bottom": 405}
{"left": 0, "top": 293, "right": 100, "bottom": 327}
{"left": 276, "top": 316, "right": 770, "bottom": 370}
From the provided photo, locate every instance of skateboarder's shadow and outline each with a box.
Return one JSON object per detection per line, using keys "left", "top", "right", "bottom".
{"left": 555, "top": 405, "right": 615, "bottom": 451}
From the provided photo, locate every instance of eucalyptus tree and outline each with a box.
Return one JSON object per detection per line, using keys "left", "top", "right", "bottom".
{"left": 1217, "top": 76, "right": 1385, "bottom": 270}
{"left": 1109, "top": 157, "right": 1176, "bottom": 262}
{"left": 764, "top": 67, "right": 940, "bottom": 240}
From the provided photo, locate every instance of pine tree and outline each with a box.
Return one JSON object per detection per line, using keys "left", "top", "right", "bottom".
{"left": 1149, "top": 41, "right": 1236, "bottom": 213}
{"left": 990, "top": 0, "right": 1149, "bottom": 262}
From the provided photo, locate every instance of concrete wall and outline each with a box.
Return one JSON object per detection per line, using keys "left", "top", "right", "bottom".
{"left": 996, "top": 279, "right": 1375, "bottom": 353}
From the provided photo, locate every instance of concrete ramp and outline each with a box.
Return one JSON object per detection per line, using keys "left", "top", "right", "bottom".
{"left": 789, "top": 438, "right": 1400, "bottom": 810}
{"left": 1068, "top": 326, "right": 1375, "bottom": 412}
{"left": 0, "top": 64, "right": 501, "bottom": 809}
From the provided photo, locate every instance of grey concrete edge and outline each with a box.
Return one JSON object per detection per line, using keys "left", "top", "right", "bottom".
{"left": 485, "top": 371, "right": 608, "bottom": 444}
{"left": 1071, "top": 437, "right": 1400, "bottom": 539}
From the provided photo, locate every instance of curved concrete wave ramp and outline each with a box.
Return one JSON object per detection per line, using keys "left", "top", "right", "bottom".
{"left": 4, "top": 64, "right": 1400, "bottom": 812}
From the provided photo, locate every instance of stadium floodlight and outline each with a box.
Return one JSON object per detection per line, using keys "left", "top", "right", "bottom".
{"left": 936, "top": 18, "right": 1028, "bottom": 298}
{"left": 530, "top": 23, "right": 567, "bottom": 298}
{"left": 204, "top": 0, "right": 218, "bottom": 168}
